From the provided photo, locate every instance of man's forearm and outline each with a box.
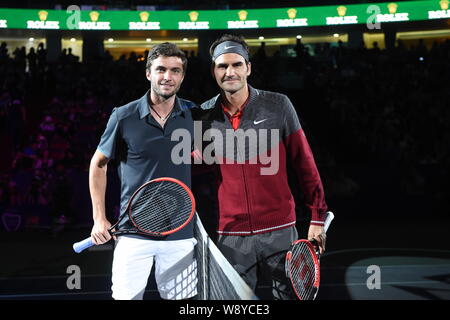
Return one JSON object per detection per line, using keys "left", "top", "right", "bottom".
{"left": 89, "top": 158, "right": 108, "bottom": 222}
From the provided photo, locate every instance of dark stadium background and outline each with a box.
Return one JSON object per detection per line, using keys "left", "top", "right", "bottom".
{"left": 0, "top": 0, "right": 449, "bottom": 301}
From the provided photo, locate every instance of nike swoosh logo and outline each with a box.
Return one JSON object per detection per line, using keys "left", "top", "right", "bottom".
{"left": 254, "top": 119, "right": 267, "bottom": 125}
{"left": 224, "top": 45, "right": 237, "bottom": 50}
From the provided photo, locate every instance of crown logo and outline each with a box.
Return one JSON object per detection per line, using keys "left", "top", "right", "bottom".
{"left": 89, "top": 11, "right": 100, "bottom": 22}
{"left": 287, "top": 8, "right": 297, "bottom": 19}
{"left": 440, "top": 0, "right": 449, "bottom": 10}
{"left": 337, "top": 6, "right": 347, "bottom": 17}
{"left": 238, "top": 10, "right": 248, "bottom": 21}
{"left": 189, "top": 11, "right": 199, "bottom": 22}
{"left": 388, "top": 3, "right": 398, "bottom": 14}
{"left": 139, "top": 11, "right": 149, "bottom": 22}
{"left": 38, "top": 10, "right": 48, "bottom": 21}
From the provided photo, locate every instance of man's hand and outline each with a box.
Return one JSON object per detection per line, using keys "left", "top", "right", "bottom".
{"left": 91, "top": 218, "right": 114, "bottom": 245}
{"left": 307, "top": 225, "right": 326, "bottom": 254}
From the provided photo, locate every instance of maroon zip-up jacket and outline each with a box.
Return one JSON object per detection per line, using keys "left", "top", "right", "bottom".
{"left": 195, "top": 86, "right": 328, "bottom": 235}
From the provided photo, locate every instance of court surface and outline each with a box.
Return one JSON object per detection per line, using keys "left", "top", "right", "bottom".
{"left": 1, "top": 216, "right": 449, "bottom": 300}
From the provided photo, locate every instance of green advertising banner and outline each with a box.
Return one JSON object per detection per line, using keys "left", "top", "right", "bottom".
{"left": 0, "top": 0, "right": 448, "bottom": 31}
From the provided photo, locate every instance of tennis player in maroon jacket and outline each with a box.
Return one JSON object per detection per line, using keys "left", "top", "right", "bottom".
{"left": 193, "top": 34, "right": 330, "bottom": 299}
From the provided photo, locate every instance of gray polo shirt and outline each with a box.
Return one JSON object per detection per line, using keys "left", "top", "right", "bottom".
{"left": 97, "top": 90, "right": 196, "bottom": 240}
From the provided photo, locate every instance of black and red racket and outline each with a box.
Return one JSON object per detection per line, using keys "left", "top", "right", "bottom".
{"left": 73, "top": 177, "right": 195, "bottom": 253}
{"left": 285, "top": 211, "right": 334, "bottom": 300}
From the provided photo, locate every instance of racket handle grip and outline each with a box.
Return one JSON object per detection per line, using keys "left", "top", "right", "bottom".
{"left": 73, "top": 237, "right": 95, "bottom": 253}
{"left": 324, "top": 211, "right": 335, "bottom": 232}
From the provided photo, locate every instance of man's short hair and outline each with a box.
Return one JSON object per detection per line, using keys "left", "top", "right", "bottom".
{"left": 146, "top": 42, "right": 188, "bottom": 73}
{"left": 209, "top": 34, "right": 250, "bottom": 63}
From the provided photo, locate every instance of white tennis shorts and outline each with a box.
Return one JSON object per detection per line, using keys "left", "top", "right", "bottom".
{"left": 111, "top": 235, "right": 198, "bottom": 300}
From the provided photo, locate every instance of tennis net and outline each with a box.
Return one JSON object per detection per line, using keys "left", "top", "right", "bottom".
{"left": 194, "top": 213, "right": 258, "bottom": 300}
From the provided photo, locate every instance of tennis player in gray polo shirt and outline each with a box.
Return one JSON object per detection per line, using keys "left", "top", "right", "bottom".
{"left": 89, "top": 43, "right": 197, "bottom": 300}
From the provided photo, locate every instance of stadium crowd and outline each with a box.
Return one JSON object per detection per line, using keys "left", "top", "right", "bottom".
{"left": 0, "top": 36, "right": 448, "bottom": 230}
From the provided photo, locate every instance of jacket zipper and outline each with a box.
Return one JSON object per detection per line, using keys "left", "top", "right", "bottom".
{"left": 238, "top": 143, "right": 253, "bottom": 235}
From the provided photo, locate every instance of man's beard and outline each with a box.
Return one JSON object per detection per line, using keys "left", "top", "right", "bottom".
{"left": 152, "top": 81, "right": 180, "bottom": 100}
{"left": 221, "top": 77, "right": 244, "bottom": 94}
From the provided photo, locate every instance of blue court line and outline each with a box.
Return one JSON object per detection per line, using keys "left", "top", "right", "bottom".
{"left": 322, "top": 280, "right": 450, "bottom": 287}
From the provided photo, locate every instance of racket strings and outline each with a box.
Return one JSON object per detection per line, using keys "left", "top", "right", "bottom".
{"left": 133, "top": 189, "right": 190, "bottom": 231}
{"left": 131, "top": 181, "right": 193, "bottom": 233}
{"left": 290, "top": 243, "right": 318, "bottom": 300}
{"left": 133, "top": 197, "right": 188, "bottom": 229}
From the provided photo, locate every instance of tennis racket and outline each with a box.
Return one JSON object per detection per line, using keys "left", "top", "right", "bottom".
{"left": 73, "top": 177, "right": 196, "bottom": 253}
{"left": 285, "top": 211, "right": 334, "bottom": 300}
